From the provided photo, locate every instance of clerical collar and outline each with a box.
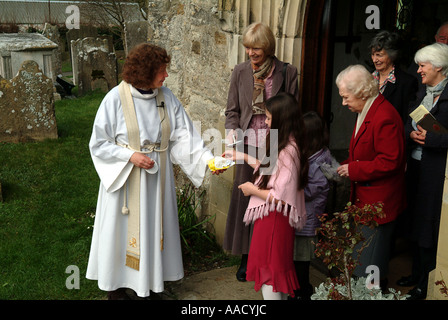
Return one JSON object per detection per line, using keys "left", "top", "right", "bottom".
{"left": 129, "top": 85, "right": 158, "bottom": 100}
{"left": 136, "top": 88, "right": 154, "bottom": 95}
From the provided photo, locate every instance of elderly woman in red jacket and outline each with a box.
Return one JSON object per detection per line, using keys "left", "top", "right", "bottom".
{"left": 336, "top": 65, "right": 406, "bottom": 289}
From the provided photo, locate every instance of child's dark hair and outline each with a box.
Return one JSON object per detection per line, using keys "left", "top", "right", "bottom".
{"left": 303, "top": 111, "right": 329, "bottom": 156}
{"left": 254, "top": 92, "right": 309, "bottom": 190}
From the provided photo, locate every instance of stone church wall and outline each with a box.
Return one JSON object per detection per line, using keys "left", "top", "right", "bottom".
{"left": 147, "top": 0, "right": 234, "bottom": 245}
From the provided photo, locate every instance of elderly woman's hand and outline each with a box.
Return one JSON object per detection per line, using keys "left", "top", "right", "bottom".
{"left": 337, "top": 164, "right": 350, "bottom": 178}
{"left": 410, "top": 125, "right": 427, "bottom": 145}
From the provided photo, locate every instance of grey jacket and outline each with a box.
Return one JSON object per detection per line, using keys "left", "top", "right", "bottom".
{"left": 225, "top": 57, "right": 300, "bottom": 131}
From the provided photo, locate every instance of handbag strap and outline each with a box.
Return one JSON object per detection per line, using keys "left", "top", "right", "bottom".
{"left": 280, "top": 62, "right": 289, "bottom": 93}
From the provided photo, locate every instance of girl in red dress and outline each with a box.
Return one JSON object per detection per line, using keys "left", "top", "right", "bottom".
{"left": 224, "top": 92, "right": 309, "bottom": 299}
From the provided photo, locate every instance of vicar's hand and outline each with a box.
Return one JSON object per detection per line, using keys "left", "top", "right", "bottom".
{"left": 130, "top": 152, "right": 155, "bottom": 170}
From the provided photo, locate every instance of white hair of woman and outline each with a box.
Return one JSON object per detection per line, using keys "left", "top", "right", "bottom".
{"left": 335, "top": 64, "right": 379, "bottom": 100}
{"left": 415, "top": 42, "right": 448, "bottom": 77}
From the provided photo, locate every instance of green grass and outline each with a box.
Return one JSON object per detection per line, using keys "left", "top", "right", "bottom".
{"left": 0, "top": 90, "right": 106, "bottom": 300}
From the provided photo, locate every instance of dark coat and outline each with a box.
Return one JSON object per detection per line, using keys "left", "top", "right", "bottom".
{"left": 405, "top": 83, "right": 448, "bottom": 248}
{"left": 382, "top": 67, "right": 418, "bottom": 123}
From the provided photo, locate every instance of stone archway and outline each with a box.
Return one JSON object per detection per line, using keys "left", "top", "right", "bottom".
{"left": 218, "top": 0, "right": 307, "bottom": 71}
{"left": 218, "top": 0, "right": 334, "bottom": 120}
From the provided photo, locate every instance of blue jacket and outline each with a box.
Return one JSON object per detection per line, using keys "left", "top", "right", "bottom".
{"left": 296, "top": 148, "right": 332, "bottom": 236}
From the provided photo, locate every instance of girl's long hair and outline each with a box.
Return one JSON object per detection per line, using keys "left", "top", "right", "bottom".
{"left": 303, "top": 111, "right": 329, "bottom": 156}
{"left": 254, "top": 93, "right": 308, "bottom": 190}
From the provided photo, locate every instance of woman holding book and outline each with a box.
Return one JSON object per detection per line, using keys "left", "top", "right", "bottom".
{"left": 402, "top": 43, "right": 448, "bottom": 300}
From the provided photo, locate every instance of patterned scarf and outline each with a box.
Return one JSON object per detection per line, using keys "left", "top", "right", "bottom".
{"left": 252, "top": 56, "right": 274, "bottom": 114}
{"left": 372, "top": 66, "right": 396, "bottom": 94}
{"left": 421, "top": 77, "right": 448, "bottom": 112}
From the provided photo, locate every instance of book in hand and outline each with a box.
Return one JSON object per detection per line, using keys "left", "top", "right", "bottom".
{"left": 409, "top": 105, "right": 448, "bottom": 134}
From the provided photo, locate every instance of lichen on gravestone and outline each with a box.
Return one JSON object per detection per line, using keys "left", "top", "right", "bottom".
{"left": 0, "top": 60, "right": 58, "bottom": 143}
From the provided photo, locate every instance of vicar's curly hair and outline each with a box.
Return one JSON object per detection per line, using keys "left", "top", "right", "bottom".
{"left": 122, "top": 43, "right": 171, "bottom": 89}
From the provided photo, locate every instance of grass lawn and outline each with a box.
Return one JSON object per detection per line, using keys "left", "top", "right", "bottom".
{"left": 0, "top": 90, "right": 106, "bottom": 299}
{"left": 0, "top": 90, "right": 235, "bottom": 300}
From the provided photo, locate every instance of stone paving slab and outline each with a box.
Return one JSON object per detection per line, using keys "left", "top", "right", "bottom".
{"left": 165, "top": 264, "right": 327, "bottom": 300}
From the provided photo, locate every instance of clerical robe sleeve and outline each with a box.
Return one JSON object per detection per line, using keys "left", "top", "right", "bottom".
{"left": 167, "top": 91, "right": 214, "bottom": 187}
{"left": 89, "top": 89, "right": 134, "bottom": 193}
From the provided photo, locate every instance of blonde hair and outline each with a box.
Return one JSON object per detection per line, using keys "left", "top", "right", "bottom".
{"left": 336, "top": 65, "right": 379, "bottom": 99}
{"left": 242, "top": 22, "right": 276, "bottom": 56}
{"left": 415, "top": 43, "right": 448, "bottom": 77}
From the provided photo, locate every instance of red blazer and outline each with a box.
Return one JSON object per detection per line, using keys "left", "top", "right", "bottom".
{"left": 346, "top": 94, "right": 406, "bottom": 224}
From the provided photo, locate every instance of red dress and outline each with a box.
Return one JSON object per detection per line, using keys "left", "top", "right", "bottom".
{"left": 246, "top": 209, "right": 299, "bottom": 297}
{"left": 243, "top": 142, "right": 306, "bottom": 297}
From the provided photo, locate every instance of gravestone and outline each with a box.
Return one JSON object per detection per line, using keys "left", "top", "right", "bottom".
{"left": 125, "top": 21, "right": 149, "bottom": 52}
{"left": 71, "top": 37, "right": 117, "bottom": 96}
{"left": 66, "top": 26, "right": 98, "bottom": 53}
{"left": 0, "top": 33, "right": 58, "bottom": 82}
{"left": 42, "top": 23, "right": 63, "bottom": 79}
{"left": 0, "top": 60, "right": 58, "bottom": 143}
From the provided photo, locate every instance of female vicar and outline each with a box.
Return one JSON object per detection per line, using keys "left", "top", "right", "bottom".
{"left": 86, "top": 44, "right": 214, "bottom": 299}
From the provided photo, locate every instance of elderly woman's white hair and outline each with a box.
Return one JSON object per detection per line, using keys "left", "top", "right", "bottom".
{"left": 335, "top": 64, "right": 379, "bottom": 99}
{"left": 415, "top": 43, "right": 448, "bottom": 77}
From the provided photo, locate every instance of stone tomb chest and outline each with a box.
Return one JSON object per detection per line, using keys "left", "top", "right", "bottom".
{"left": 0, "top": 33, "right": 58, "bottom": 82}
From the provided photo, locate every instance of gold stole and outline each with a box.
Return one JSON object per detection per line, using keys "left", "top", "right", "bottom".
{"left": 118, "top": 81, "right": 170, "bottom": 271}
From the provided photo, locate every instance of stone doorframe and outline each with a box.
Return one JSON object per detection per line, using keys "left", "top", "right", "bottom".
{"left": 218, "top": 0, "right": 306, "bottom": 71}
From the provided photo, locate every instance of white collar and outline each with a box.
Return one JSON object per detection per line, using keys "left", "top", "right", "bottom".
{"left": 129, "top": 85, "right": 159, "bottom": 100}
{"left": 355, "top": 94, "right": 378, "bottom": 137}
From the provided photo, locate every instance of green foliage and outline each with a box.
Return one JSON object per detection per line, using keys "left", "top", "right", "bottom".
{"left": 177, "top": 183, "right": 214, "bottom": 251}
{"left": 314, "top": 202, "right": 385, "bottom": 300}
{"left": 176, "top": 181, "right": 231, "bottom": 274}
{"left": 312, "top": 277, "right": 409, "bottom": 300}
